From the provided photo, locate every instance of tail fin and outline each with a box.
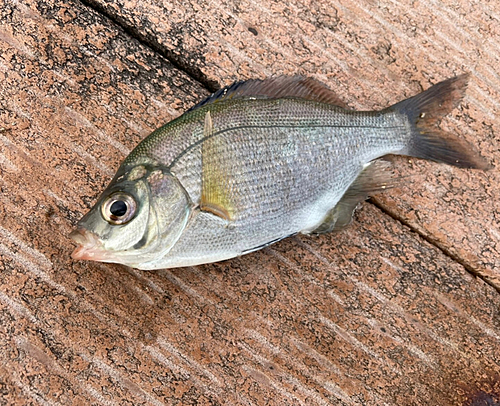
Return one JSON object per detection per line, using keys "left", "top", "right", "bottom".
{"left": 389, "top": 74, "right": 491, "bottom": 170}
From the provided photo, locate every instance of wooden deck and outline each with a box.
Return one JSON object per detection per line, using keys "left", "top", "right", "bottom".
{"left": 0, "top": 0, "right": 499, "bottom": 404}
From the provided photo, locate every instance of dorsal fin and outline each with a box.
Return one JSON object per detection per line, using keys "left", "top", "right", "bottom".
{"left": 188, "top": 76, "right": 349, "bottom": 112}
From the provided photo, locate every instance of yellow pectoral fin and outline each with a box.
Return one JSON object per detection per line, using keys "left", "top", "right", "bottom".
{"left": 200, "top": 111, "right": 236, "bottom": 221}
{"left": 200, "top": 198, "right": 234, "bottom": 221}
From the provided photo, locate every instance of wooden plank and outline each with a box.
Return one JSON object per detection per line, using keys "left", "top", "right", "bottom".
{"left": 85, "top": 0, "right": 500, "bottom": 289}
{"left": 0, "top": 1, "right": 499, "bottom": 405}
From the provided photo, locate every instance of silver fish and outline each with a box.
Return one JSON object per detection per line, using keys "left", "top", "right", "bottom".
{"left": 70, "top": 75, "right": 490, "bottom": 269}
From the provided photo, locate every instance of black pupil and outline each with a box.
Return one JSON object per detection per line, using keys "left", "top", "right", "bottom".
{"left": 110, "top": 200, "right": 128, "bottom": 217}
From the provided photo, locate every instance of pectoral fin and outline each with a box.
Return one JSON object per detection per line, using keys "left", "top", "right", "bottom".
{"left": 313, "top": 159, "right": 394, "bottom": 234}
{"left": 200, "top": 111, "right": 236, "bottom": 221}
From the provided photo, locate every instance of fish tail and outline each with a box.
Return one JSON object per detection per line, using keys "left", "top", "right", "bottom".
{"left": 389, "top": 74, "right": 491, "bottom": 170}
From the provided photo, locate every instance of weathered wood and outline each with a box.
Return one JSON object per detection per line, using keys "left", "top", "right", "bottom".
{"left": 0, "top": 0, "right": 499, "bottom": 405}
{"left": 86, "top": 0, "right": 500, "bottom": 288}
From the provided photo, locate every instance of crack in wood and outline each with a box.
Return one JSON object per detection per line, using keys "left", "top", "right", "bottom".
{"left": 77, "top": 0, "right": 220, "bottom": 93}
{"left": 369, "top": 198, "right": 500, "bottom": 294}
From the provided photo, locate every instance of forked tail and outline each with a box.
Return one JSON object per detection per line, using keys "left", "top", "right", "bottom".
{"left": 389, "top": 74, "right": 491, "bottom": 170}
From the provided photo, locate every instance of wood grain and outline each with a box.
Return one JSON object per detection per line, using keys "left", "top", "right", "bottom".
{"left": 0, "top": 0, "right": 499, "bottom": 405}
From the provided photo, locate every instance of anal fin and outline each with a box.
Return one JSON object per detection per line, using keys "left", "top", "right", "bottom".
{"left": 313, "top": 159, "right": 394, "bottom": 234}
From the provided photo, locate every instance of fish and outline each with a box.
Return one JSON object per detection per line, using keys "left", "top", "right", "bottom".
{"left": 70, "top": 74, "right": 491, "bottom": 270}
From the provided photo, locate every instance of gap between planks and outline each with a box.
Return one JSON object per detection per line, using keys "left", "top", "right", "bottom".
{"left": 78, "top": 0, "right": 220, "bottom": 92}
{"left": 369, "top": 198, "right": 500, "bottom": 294}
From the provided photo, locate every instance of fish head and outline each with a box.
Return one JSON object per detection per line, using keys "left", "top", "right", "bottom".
{"left": 70, "top": 163, "right": 192, "bottom": 267}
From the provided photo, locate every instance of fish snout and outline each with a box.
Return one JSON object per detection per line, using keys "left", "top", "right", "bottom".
{"left": 69, "top": 228, "right": 107, "bottom": 261}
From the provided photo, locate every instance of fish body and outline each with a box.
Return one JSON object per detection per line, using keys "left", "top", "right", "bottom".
{"left": 70, "top": 75, "right": 490, "bottom": 269}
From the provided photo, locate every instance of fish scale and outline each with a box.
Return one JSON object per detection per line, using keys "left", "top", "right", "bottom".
{"left": 167, "top": 100, "right": 405, "bottom": 214}
{"left": 70, "top": 75, "right": 491, "bottom": 269}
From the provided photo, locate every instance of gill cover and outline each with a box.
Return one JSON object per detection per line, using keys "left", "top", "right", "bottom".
{"left": 71, "top": 164, "right": 192, "bottom": 266}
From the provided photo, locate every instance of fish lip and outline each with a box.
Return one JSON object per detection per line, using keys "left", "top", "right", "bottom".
{"left": 69, "top": 228, "right": 110, "bottom": 262}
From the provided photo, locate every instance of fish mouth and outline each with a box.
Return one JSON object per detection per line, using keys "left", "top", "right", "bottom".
{"left": 69, "top": 228, "right": 111, "bottom": 262}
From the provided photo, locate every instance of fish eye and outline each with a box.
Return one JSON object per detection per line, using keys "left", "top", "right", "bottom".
{"left": 101, "top": 192, "right": 137, "bottom": 225}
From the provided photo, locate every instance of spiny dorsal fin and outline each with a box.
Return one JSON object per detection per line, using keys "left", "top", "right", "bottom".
{"left": 312, "top": 159, "right": 395, "bottom": 234}
{"left": 188, "top": 76, "right": 349, "bottom": 112}
{"left": 200, "top": 111, "right": 235, "bottom": 221}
